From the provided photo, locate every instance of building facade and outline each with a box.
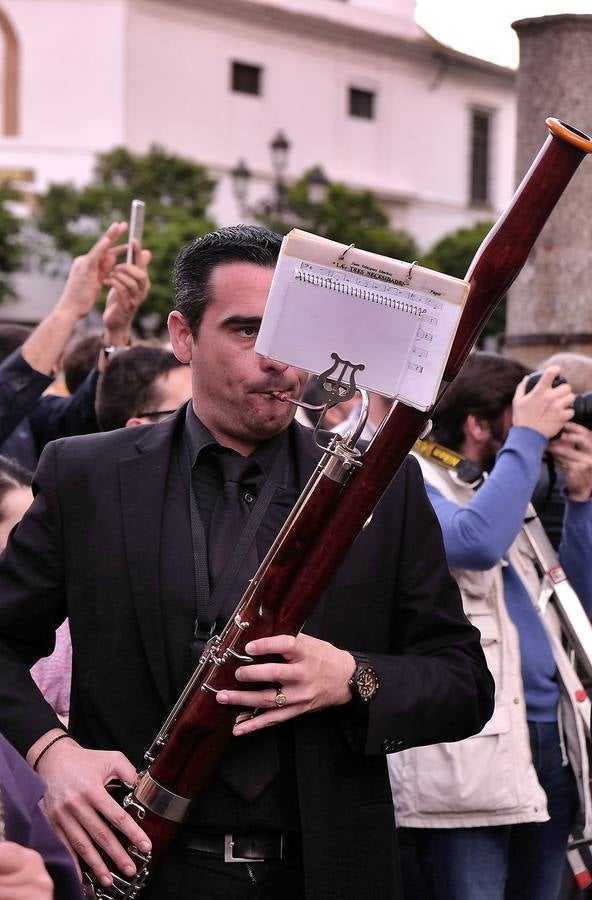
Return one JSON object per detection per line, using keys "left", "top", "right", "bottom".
{"left": 0, "top": 0, "right": 516, "bottom": 317}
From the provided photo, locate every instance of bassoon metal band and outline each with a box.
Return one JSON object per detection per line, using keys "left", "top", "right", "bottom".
{"left": 133, "top": 772, "right": 192, "bottom": 823}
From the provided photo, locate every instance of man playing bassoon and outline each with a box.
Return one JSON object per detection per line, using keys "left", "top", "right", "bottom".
{"left": 0, "top": 225, "right": 493, "bottom": 899}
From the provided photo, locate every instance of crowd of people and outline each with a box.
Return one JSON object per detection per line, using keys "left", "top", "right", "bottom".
{"left": 0, "top": 221, "right": 589, "bottom": 900}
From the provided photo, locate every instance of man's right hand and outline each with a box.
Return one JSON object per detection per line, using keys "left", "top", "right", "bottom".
{"left": 512, "top": 365, "right": 575, "bottom": 439}
{"left": 32, "top": 734, "right": 151, "bottom": 890}
{"left": 0, "top": 844, "right": 53, "bottom": 899}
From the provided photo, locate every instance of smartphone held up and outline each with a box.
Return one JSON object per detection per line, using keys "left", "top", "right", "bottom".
{"left": 126, "top": 199, "right": 145, "bottom": 264}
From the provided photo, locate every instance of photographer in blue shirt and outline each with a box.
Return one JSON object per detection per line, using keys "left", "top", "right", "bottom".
{"left": 390, "top": 352, "right": 592, "bottom": 900}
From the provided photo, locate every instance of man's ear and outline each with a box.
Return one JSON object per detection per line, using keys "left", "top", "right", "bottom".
{"left": 464, "top": 414, "right": 491, "bottom": 444}
{"left": 125, "top": 417, "right": 146, "bottom": 427}
{"left": 168, "top": 311, "right": 194, "bottom": 364}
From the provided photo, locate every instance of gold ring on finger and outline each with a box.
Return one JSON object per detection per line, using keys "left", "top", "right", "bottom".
{"left": 275, "top": 688, "right": 288, "bottom": 708}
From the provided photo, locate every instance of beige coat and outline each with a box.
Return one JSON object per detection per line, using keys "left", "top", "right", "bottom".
{"left": 389, "top": 454, "right": 549, "bottom": 828}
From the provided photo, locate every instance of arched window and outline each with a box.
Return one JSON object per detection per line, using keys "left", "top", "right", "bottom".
{"left": 0, "top": 6, "right": 19, "bottom": 135}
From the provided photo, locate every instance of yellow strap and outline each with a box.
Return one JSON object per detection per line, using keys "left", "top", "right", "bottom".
{"left": 413, "top": 438, "right": 465, "bottom": 472}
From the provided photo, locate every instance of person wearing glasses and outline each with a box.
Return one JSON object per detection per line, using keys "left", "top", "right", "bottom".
{"left": 96, "top": 344, "right": 192, "bottom": 431}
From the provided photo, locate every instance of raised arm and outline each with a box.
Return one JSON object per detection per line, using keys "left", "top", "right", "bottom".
{"left": 21, "top": 223, "right": 128, "bottom": 377}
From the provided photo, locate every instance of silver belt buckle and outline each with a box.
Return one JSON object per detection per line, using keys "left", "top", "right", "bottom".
{"left": 224, "top": 834, "right": 266, "bottom": 863}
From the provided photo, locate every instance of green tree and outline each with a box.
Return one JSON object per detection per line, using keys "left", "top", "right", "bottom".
{"left": 257, "top": 170, "right": 418, "bottom": 262}
{"left": 0, "top": 183, "right": 23, "bottom": 303}
{"left": 421, "top": 221, "right": 505, "bottom": 338}
{"left": 36, "top": 146, "right": 217, "bottom": 321}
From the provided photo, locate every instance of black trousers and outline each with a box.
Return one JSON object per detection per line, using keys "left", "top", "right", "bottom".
{"left": 143, "top": 841, "right": 306, "bottom": 899}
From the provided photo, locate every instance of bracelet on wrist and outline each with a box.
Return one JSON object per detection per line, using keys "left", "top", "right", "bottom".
{"left": 32, "top": 732, "right": 70, "bottom": 771}
{"left": 101, "top": 342, "right": 132, "bottom": 361}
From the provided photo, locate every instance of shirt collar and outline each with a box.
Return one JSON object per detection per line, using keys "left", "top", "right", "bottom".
{"left": 184, "top": 403, "right": 290, "bottom": 479}
{"left": 184, "top": 403, "right": 217, "bottom": 467}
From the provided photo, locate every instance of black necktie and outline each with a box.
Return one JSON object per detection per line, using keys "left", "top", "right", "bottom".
{"left": 208, "top": 450, "right": 281, "bottom": 802}
{"left": 208, "top": 450, "right": 262, "bottom": 615}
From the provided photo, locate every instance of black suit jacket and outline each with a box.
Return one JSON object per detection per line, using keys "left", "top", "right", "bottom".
{"left": 0, "top": 408, "right": 493, "bottom": 899}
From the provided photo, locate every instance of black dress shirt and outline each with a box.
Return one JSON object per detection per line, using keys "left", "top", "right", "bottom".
{"left": 159, "top": 404, "right": 300, "bottom": 832}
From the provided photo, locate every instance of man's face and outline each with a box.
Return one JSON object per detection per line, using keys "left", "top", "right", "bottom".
{"left": 480, "top": 407, "right": 513, "bottom": 471}
{"left": 151, "top": 366, "right": 193, "bottom": 419}
{"left": 183, "top": 262, "right": 307, "bottom": 453}
{"left": 127, "top": 365, "right": 193, "bottom": 427}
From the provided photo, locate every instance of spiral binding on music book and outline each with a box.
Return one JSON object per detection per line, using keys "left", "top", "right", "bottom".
{"left": 294, "top": 270, "right": 423, "bottom": 317}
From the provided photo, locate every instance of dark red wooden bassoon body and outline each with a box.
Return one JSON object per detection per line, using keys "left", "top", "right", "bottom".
{"left": 83, "top": 119, "right": 592, "bottom": 899}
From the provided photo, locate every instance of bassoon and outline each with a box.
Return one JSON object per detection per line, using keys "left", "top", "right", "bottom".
{"left": 83, "top": 118, "right": 592, "bottom": 899}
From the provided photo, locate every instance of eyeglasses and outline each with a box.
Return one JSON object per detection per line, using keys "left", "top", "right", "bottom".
{"left": 137, "top": 409, "right": 177, "bottom": 421}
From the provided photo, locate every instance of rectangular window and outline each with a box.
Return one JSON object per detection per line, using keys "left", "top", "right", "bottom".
{"left": 349, "top": 87, "right": 375, "bottom": 120}
{"left": 231, "top": 62, "right": 262, "bottom": 96}
{"left": 470, "top": 109, "right": 492, "bottom": 206}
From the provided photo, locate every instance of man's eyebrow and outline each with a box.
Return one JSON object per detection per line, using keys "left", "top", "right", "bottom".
{"left": 222, "top": 316, "right": 263, "bottom": 328}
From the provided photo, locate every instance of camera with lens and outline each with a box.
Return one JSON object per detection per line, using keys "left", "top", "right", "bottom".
{"left": 525, "top": 371, "right": 592, "bottom": 430}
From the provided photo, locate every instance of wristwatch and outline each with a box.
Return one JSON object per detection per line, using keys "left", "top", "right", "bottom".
{"left": 348, "top": 654, "right": 380, "bottom": 703}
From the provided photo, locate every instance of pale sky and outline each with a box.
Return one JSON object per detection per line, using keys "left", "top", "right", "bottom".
{"left": 415, "top": 0, "right": 592, "bottom": 67}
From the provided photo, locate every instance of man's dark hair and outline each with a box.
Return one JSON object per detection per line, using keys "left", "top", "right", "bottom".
{"left": 431, "top": 352, "right": 530, "bottom": 451}
{"left": 96, "top": 344, "right": 185, "bottom": 431}
{"left": 0, "top": 324, "right": 33, "bottom": 364}
{"left": 63, "top": 333, "right": 103, "bottom": 394}
{"left": 173, "top": 225, "right": 282, "bottom": 334}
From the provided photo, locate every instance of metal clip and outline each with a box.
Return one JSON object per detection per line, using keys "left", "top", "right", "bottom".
{"left": 337, "top": 242, "right": 355, "bottom": 262}
{"left": 122, "top": 792, "right": 146, "bottom": 820}
{"left": 406, "top": 260, "right": 418, "bottom": 282}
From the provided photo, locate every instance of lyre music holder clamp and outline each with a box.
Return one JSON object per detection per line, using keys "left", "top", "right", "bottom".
{"left": 318, "top": 353, "right": 365, "bottom": 407}
{"left": 280, "top": 353, "right": 368, "bottom": 458}
{"left": 290, "top": 353, "right": 365, "bottom": 418}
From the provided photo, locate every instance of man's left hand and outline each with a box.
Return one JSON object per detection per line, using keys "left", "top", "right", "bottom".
{"left": 548, "top": 421, "right": 592, "bottom": 501}
{"left": 216, "top": 634, "right": 355, "bottom": 735}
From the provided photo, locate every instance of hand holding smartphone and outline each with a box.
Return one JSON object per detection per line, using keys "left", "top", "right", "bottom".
{"left": 126, "top": 199, "right": 145, "bottom": 264}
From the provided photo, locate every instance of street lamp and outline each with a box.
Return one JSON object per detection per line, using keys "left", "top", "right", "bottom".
{"left": 231, "top": 131, "right": 330, "bottom": 216}
{"left": 230, "top": 159, "right": 251, "bottom": 211}
{"left": 306, "top": 166, "right": 330, "bottom": 206}
{"left": 269, "top": 130, "right": 290, "bottom": 175}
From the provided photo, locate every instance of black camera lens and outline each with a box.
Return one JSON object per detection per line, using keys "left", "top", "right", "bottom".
{"left": 524, "top": 371, "right": 566, "bottom": 393}
{"left": 525, "top": 370, "right": 592, "bottom": 432}
{"left": 573, "top": 393, "right": 592, "bottom": 430}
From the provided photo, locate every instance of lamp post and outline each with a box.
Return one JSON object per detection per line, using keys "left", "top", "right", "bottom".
{"left": 231, "top": 131, "right": 329, "bottom": 217}
{"left": 230, "top": 159, "right": 251, "bottom": 212}
{"left": 306, "top": 166, "right": 330, "bottom": 207}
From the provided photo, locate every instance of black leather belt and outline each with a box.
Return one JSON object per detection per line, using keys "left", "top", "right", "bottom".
{"left": 181, "top": 831, "right": 301, "bottom": 863}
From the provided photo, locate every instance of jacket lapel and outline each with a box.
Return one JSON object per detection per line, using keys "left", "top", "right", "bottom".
{"left": 119, "top": 409, "right": 183, "bottom": 709}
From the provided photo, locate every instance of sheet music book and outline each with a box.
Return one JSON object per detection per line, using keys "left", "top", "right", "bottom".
{"left": 256, "top": 229, "right": 470, "bottom": 411}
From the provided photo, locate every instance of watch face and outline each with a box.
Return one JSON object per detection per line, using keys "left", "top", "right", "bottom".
{"left": 357, "top": 667, "right": 378, "bottom": 701}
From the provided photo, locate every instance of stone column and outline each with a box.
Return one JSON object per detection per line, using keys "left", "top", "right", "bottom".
{"left": 506, "top": 15, "right": 592, "bottom": 368}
